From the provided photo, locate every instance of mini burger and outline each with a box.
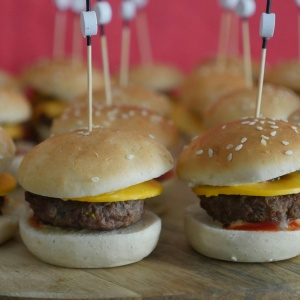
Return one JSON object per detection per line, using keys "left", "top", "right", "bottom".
{"left": 177, "top": 117, "right": 300, "bottom": 262}
{"left": 203, "top": 84, "right": 300, "bottom": 129}
{"left": 50, "top": 103, "right": 179, "bottom": 215}
{"left": 20, "top": 58, "right": 104, "bottom": 140}
{"left": 0, "top": 127, "right": 19, "bottom": 244}
{"left": 18, "top": 128, "right": 173, "bottom": 268}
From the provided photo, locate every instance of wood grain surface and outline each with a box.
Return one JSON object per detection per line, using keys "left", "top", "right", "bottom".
{"left": 2, "top": 178, "right": 300, "bottom": 299}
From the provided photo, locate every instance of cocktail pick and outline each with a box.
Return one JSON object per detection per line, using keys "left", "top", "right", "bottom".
{"left": 133, "top": 0, "right": 152, "bottom": 65}
{"left": 80, "top": 0, "right": 98, "bottom": 132}
{"left": 53, "top": 0, "right": 71, "bottom": 58}
{"left": 255, "top": 0, "right": 275, "bottom": 118}
{"left": 235, "top": 0, "right": 256, "bottom": 88}
{"left": 217, "top": 0, "right": 239, "bottom": 66}
{"left": 71, "top": 0, "right": 86, "bottom": 60}
{"left": 120, "top": 0, "right": 136, "bottom": 86}
{"left": 94, "top": 1, "right": 113, "bottom": 106}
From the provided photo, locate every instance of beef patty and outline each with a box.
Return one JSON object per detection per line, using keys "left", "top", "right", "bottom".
{"left": 25, "top": 191, "right": 144, "bottom": 230}
{"left": 199, "top": 194, "right": 300, "bottom": 225}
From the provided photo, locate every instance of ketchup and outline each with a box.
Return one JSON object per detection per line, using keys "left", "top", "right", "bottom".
{"left": 155, "top": 169, "right": 174, "bottom": 183}
{"left": 227, "top": 220, "right": 300, "bottom": 231}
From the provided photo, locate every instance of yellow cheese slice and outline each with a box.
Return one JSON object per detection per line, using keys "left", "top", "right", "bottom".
{"left": 0, "top": 173, "right": 17, "bottom": 196}
{"left": 2, "top": 124, "right": 24, "bottom": 140}
{"left": 192, "top": 172, "right": 300, "bottom": 197}
{"left": 64, "top": 180, "right": 163, "bottom": 202}
{"left": 33, "top": 101, "right": 67, "bottom": 120}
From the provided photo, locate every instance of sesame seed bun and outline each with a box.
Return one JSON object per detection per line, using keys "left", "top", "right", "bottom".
{"left": 185, "top": 205, "right": 300, "bottom": 262}
{"left": 0, "top": 87, "right": 31, "bottom": 125}
{"left": 18, "top": 128, "right": 173, "bottom": 198}
{"left": 204, "top": 85, "right": 300, "bottom": 129}
{"left": 21, "top": 58, "right": 104, "bottom": 100}
{"left": 127, "top": 63, "right": 184, "bottom": 93}
{"left": 51, "top": 104, "right": 179, "bottom": 150}
{"left": 177, "top": 117, "right": 300, "bottom": 187}
{"left": 0, "top": 127, "right": 16, "bottom": 173}
{"left": 76, "top": 85, "right": 172, "bottom": 116}
{"left": 178, "top": 67, "right": 246, "bottom": 118}
{"left": 265, "top": 60, "right": 300, "bottom": 93}
{"left": 20, "top": 208, "right": 161, "bottom": 268}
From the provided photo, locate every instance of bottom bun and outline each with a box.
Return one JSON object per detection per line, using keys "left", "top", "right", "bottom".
{"left": 185, "top": 204, "right": 300, "bottom": 263}
{"left": 20, "top": 209, "right": 161, "bottom": 268}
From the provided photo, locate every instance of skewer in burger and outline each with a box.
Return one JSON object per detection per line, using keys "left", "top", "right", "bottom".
{"left": 18, "top": 128, "right": 173, "bottom": 268}
{"left": 177, "top": 117, "right": 300, "bottom": 262}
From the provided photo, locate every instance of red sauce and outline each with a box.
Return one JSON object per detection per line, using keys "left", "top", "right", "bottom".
{"left": 29, "top": 216, "right": 44, "bottom": 230}
{"left": 155, "top": 169, "right": 174, "bottom": 183}
{"left": 227, "top": 220, "right": 300, "bottom": 232}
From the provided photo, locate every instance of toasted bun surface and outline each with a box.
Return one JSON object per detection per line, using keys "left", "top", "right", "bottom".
{"left": 0, "top": 87, "right": 31, "bottom": 124}
{"left": 185, "top": 205, "right": 300, "bottom": 262}
{"left": 76, "top": 85, "right": 172, "bottom": 116}
{"left": 265, "top": 60, "right": 300, "bottom": 93}
{"left": 204, "top": 85, "right": 300, "bottom": 129}
{"left": 0, "top": 127, "right": 16, "bottom": 173}
{"left": 21, "top": 58, "right": 104, "bottom": 100}
{"left": 51, "top": 104, "right": 179, "bottom": 149}
{"left": 127, "top": 63, "right": 184, "bottom": 92}
{"left": 20, "top": 209, "right": 161, "bottom": 268}
{"left": 178, "top": 67, "right": 246, "bottom": 117}
{"left": 18, "top": 128, "right": 173, "bottom": 198}
{"left": 177, "top": 117, "right": 300, "bottom": 186}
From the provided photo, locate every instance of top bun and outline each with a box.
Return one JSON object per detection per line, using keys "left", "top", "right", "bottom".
{"left": 0, "top": 127, "right": 16, "bottom": 173}
{"left": 18, "top": 128, "right": 173, "bottom": 198}
{"left": 21, "top": 58, "right": 104, "bottom": 100}
{"left": 51, "top": 104, "right": 179, "bottom": 149}
{"left": 204, "top": 84, "right": 300, "bottom": 129}
{"left": 178, "top": 66, "right": 246, "bottom": 117}
{"left": 0, "top": 70, "right": 20, "bottom": 90}
{"left": 0, "top": 87, "right": 32, "bottom": 124}
{"left": 177, "top": 117, "right": 300, "bottom": 187}
{"left": 265, "top": 60, "right": 300, "bottom": 93}
{"left": 127, "top": 63, "right": 184, "bottom": 92}
{"left": 76, "top": 85, "right": 172, "bottom": 116}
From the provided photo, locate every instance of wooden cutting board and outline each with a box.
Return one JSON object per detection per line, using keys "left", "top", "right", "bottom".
{"left": 2, "top": 179, "right": 300, "bottom": 299}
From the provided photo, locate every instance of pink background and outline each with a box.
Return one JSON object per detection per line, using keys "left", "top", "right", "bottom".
{"left": 0, "top": 0, "right": 298, "bottom": 75}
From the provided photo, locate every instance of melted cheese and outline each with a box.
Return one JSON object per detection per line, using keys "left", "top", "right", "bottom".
{"left": 2, "top": 124, "right": 24, "bottom": 140}
{"left": 192, "top": 172, "right": 300, "bottom": 197}
{"left": 33, "top": 101, "right": 67, "bottom": 120}
{"left": 64, "top": 180, "right": 163, "bottom": 202}
{"left": 0, "top": 173, "right": 16, "bottom": 196}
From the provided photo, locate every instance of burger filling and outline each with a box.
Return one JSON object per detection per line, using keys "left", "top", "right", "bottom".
{"left": 25, "top": 191, "right": 144, "bottom": 231}
{"left": 199, "top": 194, "right": 300, "bottom": 229}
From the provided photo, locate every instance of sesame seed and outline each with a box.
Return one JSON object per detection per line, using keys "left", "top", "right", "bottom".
{"left": 270, "top": 131, "right": 277, "bottom": 136}
{"left": 141, "top": 110, "right": 148, "bottom": 116}
{"left": 150, "top": 115, "right": 163, "bottom": 123}
{"left": 260, "top": 121, "right": 265, "bottom": 124}
{"left": 126, "top": 154, "right": 135, "bottom": 160}
{"left": 291, "top": 126, "right": 298, "bottom": 130}
{"left": 91, "top": 177, "right": 100, "bottom": 183}
{"left": 235, "top": 144, "right": 243, "bottom": 151}
{"left": 282, "top": 141, "right": 289, "bottom": 145}
{"left": 249, "top": 122, "right": 256, "bottom": 126}
{"left": 227, "top": 153, "right": 233, "bottom": 161}
{"left": 256, "top": 126, "right": 263, "bottom": 131}
{"left": 261, "top": 135, "right": 269, "bottom": 140}
{"left": 241, "top": 121, "right": 250, "bottom": 125}
{"left": 129, "top": 110, "right": 136, "bottom": 116}
{"left": 241, "top": 137, "right": 247, "bottom": 143}
{"left": 261, "top": 139, "right": 267, "bottom": 146}
{"left": 77, "top": 131, "right": 89, "bottom": 136}
{"left": 93, "top": 125, "right": 101, "bottom": 129}
{"left": 222, "top": 125, "right": 227, "bottom": 129}
{"left": 208, "top": 148, "right": 213, "bottom": 158}
{"left": 231, "top": 256, "right": 238, "bottom": 262}
{"left": 226, "top": 144, "right": 233, "bottom": 150}
{"left": 196, "top": 149, "right": 204, "bottom": 156}
{"left": 148, "top": 134, "right": 155, "bottom": 139}
{"left": 285, "top": 150, "right": 293, "bottom": 156}
{"left": 192, "top": 135, "right": 199, "bottom": 141}
{"left": 270, "top": 125, "right": 279, "bottom": 129}
{"left": 267, "top": 121, "right": 276, "bottom": 125}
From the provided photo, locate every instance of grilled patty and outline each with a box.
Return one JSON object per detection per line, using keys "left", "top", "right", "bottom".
{"left": 25, "top": 191, "right": 144, "bottom": 230}
{"left": 199, "top": 194, "right": 300, "bottom": 225}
